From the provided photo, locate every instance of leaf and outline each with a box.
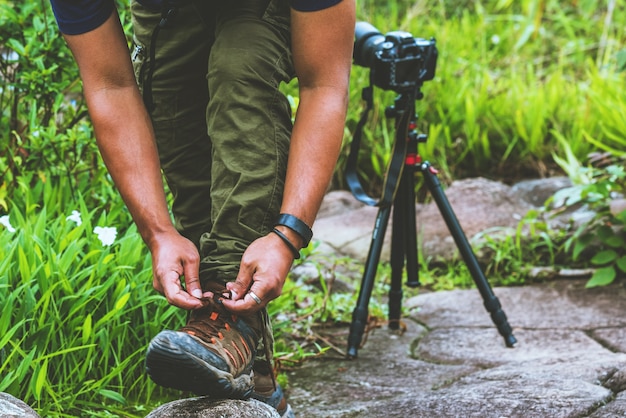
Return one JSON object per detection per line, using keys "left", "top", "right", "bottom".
{"left": 586, "top": 266, "right": 616, "bottom": 288}
{"left": 602, "top": 234, "right": 626, "bottom": 248}
{"left": 82, "top": 314, "right": 92, "bottom": 344}
{"left": 102, "top": 253, "right": 115, "bottom": 265}
{"left": 34, "top": 358, "right": 48, "bottom": 401}
{"left": 596, "top": 225, "right": 615, "bottom": 241}
{"left": 0, "top": 320, "right": 25, "bottom": 348}
{"left": 17, "top": 247, "right": 31, "bottom": 283}
{"left": 590, "top": 249, "right": 617, "bottom": 265}
{"left": 98, "top": 389, "right": 126, "bottom": 404}
{"left": 6, "top": 38, "right": 25, "bottom": 56}
{"left": 572, "top": 233, "right": 593, "bottom": 260}
{"left": 616, "top": 256, "right": 626, "bottom": 273}
{"left": 0, "top": 371, "right": 15, "bottom": 393}
{"left": 115, "top": 292, "right": 131, "bottom": 311}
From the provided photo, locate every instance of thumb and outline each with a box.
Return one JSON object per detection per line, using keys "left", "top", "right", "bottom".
{"left": 183, "top": 254, "right": 202, "bottom": 299}
{"left": 226, "top": 267, "right": 254, "bottom": 301}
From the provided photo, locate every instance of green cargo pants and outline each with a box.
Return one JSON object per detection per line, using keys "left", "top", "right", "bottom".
{"left": 131, "top": 0, "right": 294, "bottom": 368}
{"left": 130, "top": 0, "right": 294, "bottom": 280}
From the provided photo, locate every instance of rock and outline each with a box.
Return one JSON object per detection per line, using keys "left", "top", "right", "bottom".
{"left": 313, "top": 178, "right": 537, "bottom": 263}
{"left": 0, "top": 393, "right": 40, "bottom": 418}
{"left": 311, "top": 176, "right": 612, "bottom": 268}
{"left": 316, "top": 190, "right": 366, "bottom": 219}
{"left": 510, "top": 176, "right": 572, "bottom": 207}
{"left": 416, "top": 177, "right": 533, "bottom": 260}
{"left": 611, "top": 198, "right": 626, "bottom": 216}
{"left": 146, "top": 397, "right": 279, "bottom": 418}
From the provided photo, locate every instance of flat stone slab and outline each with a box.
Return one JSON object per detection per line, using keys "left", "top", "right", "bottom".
{"left": 287, "top": 279, "right": 626, "bottom": 417}
{"left": 405, "top": 280, "right": 626, "bottom": 329}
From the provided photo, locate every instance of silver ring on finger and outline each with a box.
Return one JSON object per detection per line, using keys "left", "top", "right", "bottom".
{"left": 248, "top": 291, "right": 262, "bottom": 305}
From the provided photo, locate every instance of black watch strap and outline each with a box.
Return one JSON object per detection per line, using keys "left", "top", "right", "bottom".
{"left": 275, "top": 213, "right": 313, "bottom": 247}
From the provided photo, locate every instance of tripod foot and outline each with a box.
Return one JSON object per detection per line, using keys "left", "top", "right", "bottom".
{"left": 505, "top": 334, "right": 517, "bottom": 348}
{"left": 346, "top": 347, "right": 358, "bottom": 359}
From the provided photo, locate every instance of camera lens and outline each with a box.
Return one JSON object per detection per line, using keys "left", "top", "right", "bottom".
{"left": 353, "top": 22, "right": 385, "bottom": 68}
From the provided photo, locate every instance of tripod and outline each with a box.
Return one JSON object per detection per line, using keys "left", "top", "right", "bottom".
{"left": 345, "top": 89, "right": 517, "bottom": 359}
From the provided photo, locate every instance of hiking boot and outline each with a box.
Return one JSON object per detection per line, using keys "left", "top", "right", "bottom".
{"left": 145, "top": 297, "right": 262, "bottom": 399}
{"left": 251, "top": 361, "right": 295, "bottom": 418}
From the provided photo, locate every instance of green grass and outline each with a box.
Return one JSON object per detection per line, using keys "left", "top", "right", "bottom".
{"left": 1, "top": 179, "right": 179, "bottom": 416}
{"left": 332, "top": 0, "right": 626, "bottom": 189}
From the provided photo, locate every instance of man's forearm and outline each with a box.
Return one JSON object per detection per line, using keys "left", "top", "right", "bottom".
{"left": 88, "top": 85, "right": 175, "bottom": 247}
{"left": 279, "top": 87, "right": 349, "bottom": 232}
{"left": 62, "top": 12, "right": 177, "bottom": 248}
{"left": 283, "top": 0, "right": 355, "bottom": 239}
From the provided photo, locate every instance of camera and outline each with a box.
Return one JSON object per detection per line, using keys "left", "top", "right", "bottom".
{"left": 354, "top": 22, "right": 437, "bottom": 92}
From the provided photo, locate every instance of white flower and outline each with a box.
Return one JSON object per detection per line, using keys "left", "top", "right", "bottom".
{"left": 0, "top": 215, "right": 15, "bottom": 233}
{"left": 93, "top": 226, "right": 117, "bottom": 247}
{"left": 491, "top": 35, "right": 501, "bottom": 45}
{"left": 66, "top": 210, "right": 82, "bottom": 226}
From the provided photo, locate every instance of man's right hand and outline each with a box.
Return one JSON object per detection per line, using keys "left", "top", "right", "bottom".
{"left": 149, "top": 230, "right": 205, "bottom": 310}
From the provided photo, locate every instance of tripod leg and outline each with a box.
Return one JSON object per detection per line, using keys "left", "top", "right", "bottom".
{"left": 347, "top": 205, "right": 392, "bottom": 358}
{"left": 388, "top": 165, "right": 420, "bottom": 330}
{"left": 389, "top": 192, "right": 405, "bottom": 331}
{"left": 420, "top": 162, "right": 517, "bottom": 348}
{"left": 402, "top": 165, "right": 420, "bottom": 288}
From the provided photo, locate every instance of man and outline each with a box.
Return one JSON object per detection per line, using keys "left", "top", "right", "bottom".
{"left": 49, "top": 0, "right": 355, "bottom": 416}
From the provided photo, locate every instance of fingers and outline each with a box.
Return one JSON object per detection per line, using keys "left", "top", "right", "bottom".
{"left": 221, "top": 272, "right": 263, "bottom": 313}
{"left": 225, "top": 279, "right": 249, "bottom": 302}
{"left": 149, "top": 232, "right": 206, "bottom": 310}
{"left": 221, "top": 282, "right": 269, "bottom": 314}
{"left": 222, "top": 233, "right": 292, "bottom": 314}
{"left": 155, "top": 270, "right": 204, "bottom": 310}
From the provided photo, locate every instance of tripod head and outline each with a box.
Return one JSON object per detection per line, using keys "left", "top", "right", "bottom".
{"left": 345, "top": 78, "right": 428, "bottom": 210}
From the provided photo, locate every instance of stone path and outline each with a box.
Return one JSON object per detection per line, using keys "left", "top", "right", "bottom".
{"left": 286, "top": 279, "right": 626, "bottom": 417}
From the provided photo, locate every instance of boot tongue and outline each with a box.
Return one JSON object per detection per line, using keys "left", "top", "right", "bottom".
{"left": 202, "top": 280, "right": 229, "bottom": 295}
{"left": 197, "top": 281, "right": 233, "bottom": 307}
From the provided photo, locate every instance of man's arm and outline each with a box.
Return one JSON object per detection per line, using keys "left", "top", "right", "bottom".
{"left": 224, "top": 0, "right": 356, "bottom": 312}
{"left": 62, "top": 11, "right": 204, "bottom": 309}
{"left": 282, "top": 0, "right": 356, "bottom": 226}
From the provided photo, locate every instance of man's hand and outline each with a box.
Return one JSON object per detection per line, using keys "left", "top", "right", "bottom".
{"left": 222, "top": 232, "right": 295, "bottom": 314}
{"left": 149, "top": 230, "right": 206, "bottom": 310}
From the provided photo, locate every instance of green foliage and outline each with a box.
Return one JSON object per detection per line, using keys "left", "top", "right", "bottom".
{"left": 551, "top": 158, "right": 626, "bottom": 287}
{"left": 341, "top": 0, "right": 626, "bottom": 191}
{"left": 474, "top": 208, "right": 568, "bottom": 287}
{"left": 0, "top": 178, "right": 175, "bottom": 416}
{"left": 0, "top": 1, "right": 102, "bottom": 201}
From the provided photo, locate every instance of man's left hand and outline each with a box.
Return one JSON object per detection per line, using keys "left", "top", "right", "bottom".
{"left": 221, "top": 232, "right": 295, "bottom": 314}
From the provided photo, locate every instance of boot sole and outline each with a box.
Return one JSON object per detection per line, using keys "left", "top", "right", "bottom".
{"left": 145, "top": 330, "right": 254, "bottom": 399}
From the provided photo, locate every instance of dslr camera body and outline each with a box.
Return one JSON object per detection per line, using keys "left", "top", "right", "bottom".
{"left": 354, "top": 22, "right": 437, "bottom": 93}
